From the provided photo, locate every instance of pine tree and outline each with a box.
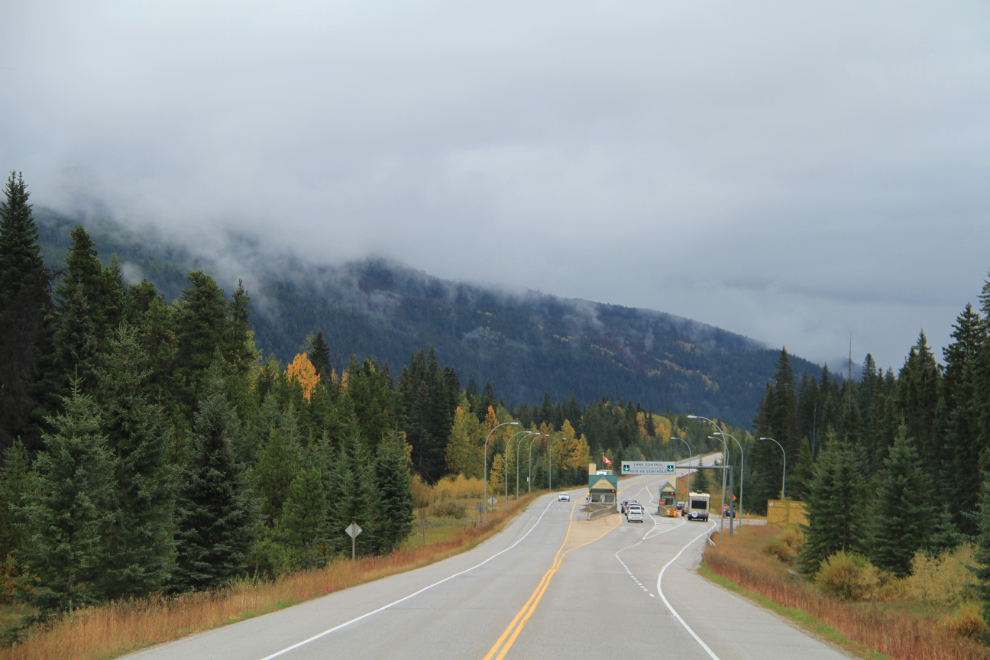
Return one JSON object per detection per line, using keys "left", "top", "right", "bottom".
{"left": 17, "top": 384, "right": 114, "bottom": 615}
{"left": 276, "top": 467, "right": 328, "bottom": 570}
{"left": 174, "top": 271, "right": 230, "bottom": 411}
{"left": 172, "top": 378, "right": 258, "bottom": 591}
{"left": 973, "top": 470, "right": 990, "bottom": 628}
{"left": 788, "top": 438, "right": 815, "bottom": 502}
{"left": 325, "top": 432, "right": 377, "bottom": 557}
{"left": 95, "top": 326, "right": 176, "bottom": 600}
{"left": 254, "top": 428, "right": 301, "bottom": 526}
{"left": 309, "top": 329, "right": 332, "bottom": 379}
{"left": 0, "top": 439, "right": 33, "bottom": 603}
{"left": 373, "top": 433, "right": 415, "bottom": 554}
{"left": 0, "top": 172, "right": 53, "bottom": 449}
{"left": 798, "top": 436, "right": 864, "bottom": 576}
{"left": 691, "top": 465, "right": 710, "bottom": 493}
{"left": 869, "top": 426, "right": 930, "bottom": 577}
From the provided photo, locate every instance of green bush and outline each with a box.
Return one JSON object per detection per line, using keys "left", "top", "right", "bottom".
{"left": 815, "top": 551, "right": 879, "bottom": 601}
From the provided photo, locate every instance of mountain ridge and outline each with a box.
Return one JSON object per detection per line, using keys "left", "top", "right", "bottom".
{"left": 35, "top": 208, "right": 824, "bottom": 427}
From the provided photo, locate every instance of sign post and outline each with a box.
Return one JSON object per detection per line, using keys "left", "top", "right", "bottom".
{"left": 345, "top": 521, "right": 362, "bottom": 560}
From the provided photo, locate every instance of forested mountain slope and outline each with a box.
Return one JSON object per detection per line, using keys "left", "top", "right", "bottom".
{"left": 36, "top": 209, "right": 822, "bottom": 427}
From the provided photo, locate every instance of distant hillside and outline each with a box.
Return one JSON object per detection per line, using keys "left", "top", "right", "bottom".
{"left": 36, "top": 209, "right": 823, "bottom": 427}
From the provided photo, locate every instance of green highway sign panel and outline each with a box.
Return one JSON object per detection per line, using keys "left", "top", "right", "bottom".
{"left": 621, "top": 461, "right": 677, "bottom": 475}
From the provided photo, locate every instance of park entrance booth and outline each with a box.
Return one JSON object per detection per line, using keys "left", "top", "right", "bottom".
{"left": 588, "top": 474, "right": 618, "bottom": 504}
{"left": 658, "top": 482, "right": 677, "bottom": 507}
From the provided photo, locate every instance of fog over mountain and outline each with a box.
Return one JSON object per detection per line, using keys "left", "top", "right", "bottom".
{"left": 3, "top": 1, "right": 989, "bottom": 373}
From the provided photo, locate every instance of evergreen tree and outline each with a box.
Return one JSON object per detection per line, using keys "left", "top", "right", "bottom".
{"left": 253, "top": 428, "right": 301, "bottom": 526}
{"left": 0, "top": 440, "right": 33, "bottom": 603}
{"left": 94, "top": 326, "right": 176, "bottom": 600}
{"left": 172, "top": 378, "right": 258, "bottom": 590}
{"left": 0, "top": 172, "right": 52, "bottom": 450}
{"left": 17, "top": 385, "right": 114, "bottom": 615}
{"left": 869, "top": 426, "right": 930, "bottom": 577}
{"left": 897, "top": 332, "right": 941, "bottom": 480}
{"left": 973, "top": 470, "right": 990, "bottom": 628}
{"left": 798, "top": 436, "right": 864, "bottom": 576}
{"left": 309, "top": 329, "right": 332, "bottom": 378}
{"left": 691, "top": 465, "right": 710, "bottom": 493}
{"left": 788, "top": 437, "right": 815, "bottom": 502}
{"left": 325, "top": 431, "right": 377, "bottom": 557}
{"left": 276, "top": 467, "right": 327, "bottom": 570}
{"left": 174, "top": 271, "right": 230, "bottom": 411}
{"left": 373, "top": 433, "right": 415, "bottom": 554}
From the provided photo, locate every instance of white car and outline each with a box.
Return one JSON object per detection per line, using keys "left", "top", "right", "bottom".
{"left": 626, "top": 505, "right": 644, "bottom": 522}
{"left": 558, "top": 492, "right": 570, "bottom": 501}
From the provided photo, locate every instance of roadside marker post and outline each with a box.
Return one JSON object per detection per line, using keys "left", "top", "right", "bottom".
{"left": 345, "top": 522, "right": 362, "bottom": 560}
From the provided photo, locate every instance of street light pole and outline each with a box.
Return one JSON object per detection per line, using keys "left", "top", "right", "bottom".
{"left": 691, "top": 414, "right": 728, "bottom": 541}
{"left": 516, "top": 431, "right": 536, "bottom": 500}
{"left": 548, "top": 436, "right": 564, "bottom": 491}
{"left": 760, "top": 437, "right": 786, "bottom": 500}
{"left": 505, "top": 431, "right": 530, "bottom": 512}
{"left": 672, "top": 436, "right": 693, "bottom": 500}
{"left": 708, "top": 434, "right": 730, "bottom": 538}
{"left": 716, "top": 431, "right": 745, "bottom": 526}
{"left": 484, "top": 421, "right": 518, "bottom": 526}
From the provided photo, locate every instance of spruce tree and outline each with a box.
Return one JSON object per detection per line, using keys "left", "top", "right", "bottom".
{"left": 869, "top": 426, "right": 930, "bottom": 577}
{"left": 172, "top": 378, "right": 258, "bottom": 591}
{"left": 325, "top": 432, "right": 377, "bottom": 557}
{"left": 0, "top": 172, "right": 52, "bottom": 449}
{"left": 788, "top": 437, "right": 815, "bottom": 501}
{"left": 691, "top": 465, "right": 710, "bottom": 493}
{"left": 798, "top": 436, "right": 864, "bottom": 576}
{"left": 253, "top": 428, "right": 301, "bottom": 526}
{"left": 276, "top": 467, "right": 328, "bottom": 570}
{"left": 309, "top": 329, "right": 332, "bottom": 379}
{"left": 374, "top": 434, "right": 415, "bottom": 554}
{"left": 174, "top": 271, "right": 230, "bottom": 411}
{"left": 0, "top": 439, "right": 33, "bottom": 602}
{"left": 95, "top": 326, "right": 176, "bottom": 600}
{"left": 17, "top": 384, "right": 114, "bottom": 615}
{"left": 973, "top": 470, "right": 990, "bottom": 628}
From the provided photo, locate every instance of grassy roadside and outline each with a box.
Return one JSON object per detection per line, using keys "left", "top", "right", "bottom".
{"left": 0, "top": 491, "right": 545, "bottom": 660}
{"left": 701, "top": 526, "right": 990, "bottom": 660}
{"left": 698, "top": 564, "right": 890, "bottom": 660}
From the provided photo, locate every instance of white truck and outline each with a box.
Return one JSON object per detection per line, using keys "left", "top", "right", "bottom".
{"left": 687, "top": 492, "right": 710, "bottom": 522}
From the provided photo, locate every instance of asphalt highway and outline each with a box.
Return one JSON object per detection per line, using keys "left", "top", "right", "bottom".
{"left": 126, "top": 475, "right": 851, "bottom": 660}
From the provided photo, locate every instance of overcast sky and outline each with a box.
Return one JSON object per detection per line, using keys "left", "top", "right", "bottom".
{"left": 2, "top": 1, "right": 988, "bottom": 372}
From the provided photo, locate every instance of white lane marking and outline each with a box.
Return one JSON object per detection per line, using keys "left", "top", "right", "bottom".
{"left": 614, "top": 493, "right": 685, "bottom": 598}
{"left": 656, "top": 523, "right": 721, "bottom": 660}
{"left": 258, "top": 497, "right": 561, "bottom": 660}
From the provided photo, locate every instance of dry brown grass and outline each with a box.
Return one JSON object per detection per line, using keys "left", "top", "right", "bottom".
{"left": 704, "top": 526, "right": 990, "bottom": 660}
{"left": 1, "top": 493, "right": 541, "bottom": 660}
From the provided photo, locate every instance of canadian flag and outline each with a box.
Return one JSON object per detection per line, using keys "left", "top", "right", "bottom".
{"left": 603, "top": 455, "right": 612, "bottom": 466}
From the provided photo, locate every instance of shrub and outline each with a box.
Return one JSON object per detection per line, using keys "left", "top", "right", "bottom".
{"left": 763, "top": 527, "right": 804, "bottom": 564}
{"left": 433, "top": 501, "right": 467, "bottom": 519}
{"left": 432, "top": 475, "right": 485, "bottom": 501}
{"left": 815, "top": 552, "right": 879, "bottom": 601}
{"left": 908, "top": 543, "right": 979, "bottom": 608}
{"left": 945, "top": 602, "right": 988, "bottom": 639}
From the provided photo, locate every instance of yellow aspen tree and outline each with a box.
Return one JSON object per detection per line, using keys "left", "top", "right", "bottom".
{"left": 285, "top": 353, "right": 320, "bottom": 401}
{"left": 489, "top": 453, "right": 504, "bottom": 493}
{"left": 654, "top": 416, "right": 672, "bottom": 444}
{"left": 445, "top": 406, "right": 485, "bottom": 479}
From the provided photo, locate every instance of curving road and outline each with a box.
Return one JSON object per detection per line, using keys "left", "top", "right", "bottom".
{"left": 126, "top": 475, "right": 850, "bottom": 660}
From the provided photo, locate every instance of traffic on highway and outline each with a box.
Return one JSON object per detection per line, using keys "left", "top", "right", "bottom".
{"left": 125, "top": 474, "right": 849, "bottom": 660}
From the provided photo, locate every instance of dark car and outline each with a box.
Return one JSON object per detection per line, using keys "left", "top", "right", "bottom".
{"left": 620, "top": 500, "right": 629, "bottom": 513}
{"left": 675, "top": 502, "right": 686, "bottom": 512}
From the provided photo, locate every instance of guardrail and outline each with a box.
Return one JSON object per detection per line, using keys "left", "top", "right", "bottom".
{"left": 587, "top": 503, "right": 617, "bottom": 520}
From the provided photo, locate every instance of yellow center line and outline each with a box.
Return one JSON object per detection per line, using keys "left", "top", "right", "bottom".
{"left": 483, "top": 480, "right": 646, "bottom": 660}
